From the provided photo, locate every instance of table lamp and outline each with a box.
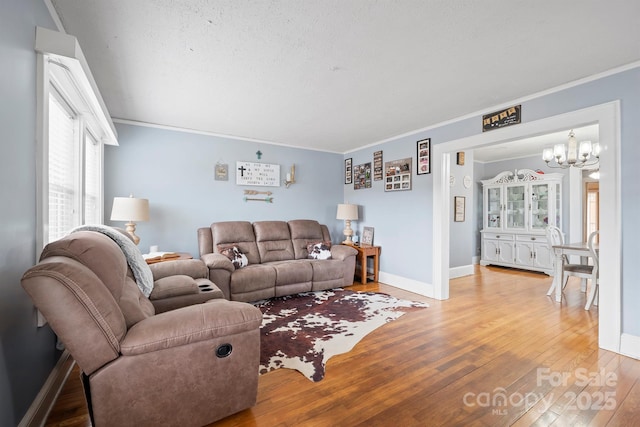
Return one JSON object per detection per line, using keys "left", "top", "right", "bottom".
{"left": 110, "top": 194, "right": 149, "bottom": 245}
{"left": 336, "top": 203, "right": 358, "bottom": 244}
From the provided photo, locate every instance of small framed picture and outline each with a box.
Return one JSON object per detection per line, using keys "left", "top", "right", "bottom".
{"left": 362, "top": 227, "right": 375, "bottom": 246}
{"left": 454, "top": 196, "right": 465, "bottom": 222}
{"left": 456, "top": 152, "right": 465, "bottom": 165}
{"left": 417, "top": 138, "right": 431, "bottom": 175}
{"left": 215, "top": 163, "right": 229, "bottom": 181}
{"left": 345, "top": 158, "right": 353, "bottom": 184}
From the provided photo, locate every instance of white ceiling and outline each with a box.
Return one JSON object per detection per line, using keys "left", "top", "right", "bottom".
{"left": 473, "top": 124, "right": 600, "bottom": 163}
{"left": 50, "top": 0, "right": 640, "bottom": 154}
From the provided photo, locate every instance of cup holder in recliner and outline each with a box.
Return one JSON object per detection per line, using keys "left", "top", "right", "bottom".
{"left": 216, "top": 343, "right": 233, "bottom": 358}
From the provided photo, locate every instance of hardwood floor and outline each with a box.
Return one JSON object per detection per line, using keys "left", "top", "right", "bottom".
{"left": 45, "top": 266, "right": 640, "bottom": 426}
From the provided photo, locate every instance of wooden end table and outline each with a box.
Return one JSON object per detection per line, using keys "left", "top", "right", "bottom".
{"left": 144, "top": 252, "right": 192, "bottom": 265}
{"left": 352, "top": 244, "right": 381, "bottom": 284}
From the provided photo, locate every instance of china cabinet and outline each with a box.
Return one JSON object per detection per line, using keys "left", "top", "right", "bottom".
{"left": 480, "top": 169, "right": 563, "bottom": 274}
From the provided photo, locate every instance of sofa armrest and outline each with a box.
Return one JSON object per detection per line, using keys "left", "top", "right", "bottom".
{"left": 149, "top": 275, "right": 199, "bottom": 300}
{"left": 201, "top": 253, "right": 235, "bottom": 272}
{"left": 149, "top": 259, "right": 208, "bottom": 280}
{"left": 120, "top": 299, "right": 262, "bottom": 356}
{"left": 330, "top": 244, "right": 358, "bottom": 261}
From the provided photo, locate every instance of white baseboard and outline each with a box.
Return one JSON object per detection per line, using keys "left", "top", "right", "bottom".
{"left": 19, "top": 350, "right": 74, "bottom": 427}
{"left": 472, "top": 255, "right": 480, "bottom": 265}
{"left": 378, "top": 271, "right": 434, "bottom": 298}
{"left": 378, "top": 265, "right": 473, "bottom": 298}
{"left": 449, "top": 264, "right": 474, "bottom": 279}
{"left": 620, "top": 333, "right": 640, "bottom": 360}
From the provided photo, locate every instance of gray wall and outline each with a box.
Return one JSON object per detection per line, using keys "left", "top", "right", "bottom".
{"left": 346, "top": 66, "right": 640, "bottom": 337}
{"left": 449, "top": 151, "right": 474, "bottom": 268}
{"left": 105, "top": 123, "right": 346, "bottom": 255}
{"left": 3, "top": 1, "right": 640, "bottom": 423}
{"left": 0, "top": 1, "right": 60, "bottom": 425}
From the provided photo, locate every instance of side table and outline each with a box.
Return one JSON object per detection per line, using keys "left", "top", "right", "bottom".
{"left": 144, "top": 252, "right": 193, "bottom": 265}
{"left": 352, "top": 244, "right": 381, "bottom": 284}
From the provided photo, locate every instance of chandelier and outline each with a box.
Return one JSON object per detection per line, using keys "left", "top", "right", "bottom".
{"left": 542, "top": 130, "right": 600, "bottom": 169}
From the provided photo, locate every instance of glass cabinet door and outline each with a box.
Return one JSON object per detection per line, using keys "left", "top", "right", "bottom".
{"left": 505, "top": 184, "right": 526, "bottom": 230}
{"left": 486, "top": 186, "right": 502, "bottom": 229}
{"left": 530, "top": 183, "right": 550, "bottom": 230}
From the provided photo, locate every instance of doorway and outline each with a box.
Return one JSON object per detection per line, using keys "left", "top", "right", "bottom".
{"left": 584, "top": 179, "right": 600, "bottom": 241}
{"left": 432, "top": 101, "right": 621, "bottom": 354}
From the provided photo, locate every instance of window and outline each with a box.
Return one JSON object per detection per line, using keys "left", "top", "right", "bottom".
{"left": 47, "top": 89, "right": 78, "bottom": 242}
{"left": 36, "top": 27, "right": 117, "bottom": 251}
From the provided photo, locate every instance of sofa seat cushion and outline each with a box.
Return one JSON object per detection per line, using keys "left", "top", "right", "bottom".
{"left": 229, "top": 264, "right": 276, "bottom": 297}
{"left": 310, "top": 259, "right": 345, "bottom": 291}
{"left": 266, "top": 260, "right": 313, "bottom": 296}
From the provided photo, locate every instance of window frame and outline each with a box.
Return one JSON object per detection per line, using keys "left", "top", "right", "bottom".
{"left": 35, "top": 27, "right": 116, "bottom": 254}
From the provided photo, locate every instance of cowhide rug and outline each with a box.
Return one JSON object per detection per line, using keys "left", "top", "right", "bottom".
{"left": 253, "top": 288, "right": 428, "bottom": 382}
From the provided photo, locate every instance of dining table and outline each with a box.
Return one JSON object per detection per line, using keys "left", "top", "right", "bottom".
{"left": 547, "top": 241, "right": 599, "bottom": 303}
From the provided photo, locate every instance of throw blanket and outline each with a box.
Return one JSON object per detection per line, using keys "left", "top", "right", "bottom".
{"left": 70, "top": 224, "right": 154, "bottom": 297}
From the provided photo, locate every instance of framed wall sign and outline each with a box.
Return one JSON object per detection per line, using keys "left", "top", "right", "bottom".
{"left": 215, "top": 163, "right": 229, "bottom": 181}
{"left": 456, "top": 152, "right": 465, "bottom": 165}
{"left": 482, "top": 105, "right": 521, "bottom": 132}
{"left": 345, "top": 158, "right": 353, "bottom": 184}
{"left": 373, "top": 150, "right": 383, "bottom": 181}
{"left": 454, "top": 196, "right": 466, "bottom": 222}
{"left": 384, "top": 158, "right": 412, "bottom": 192}
{"left": 354, "top": 162, "right": 372, "bottom": 189}
{"left": 417, "top": 138, "right": 431, "bottom": 175}
{"left": 236, "top": 161, "right": 280, "bottom": 186}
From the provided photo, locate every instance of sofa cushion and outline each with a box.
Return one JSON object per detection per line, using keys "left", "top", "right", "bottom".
{"left": 211, "top": 221, "right": 261, "bottom": 264}
{"left": 310, "top": 259, "right": 345, "bottom": 291}
{"left": 39, "top": 231, "right": 155, "bottom": 328}
{"left": 254, "top": 221, "right": 295, "bottom": 262}
{"left": 229, "top": 264, "right": 276, "bottom": 299}
{"left": 307, "top": 241, "right": 332, "bottom": 260}
{"left": 219, "top": 245, "right": 249, "bottom": 269}
{"left": 289, "top": 220, "right": 326, "bottom": 259}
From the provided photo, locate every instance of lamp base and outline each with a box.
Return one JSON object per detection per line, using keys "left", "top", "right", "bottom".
{"left": 125, "top": 222, "right": 140, "bottom": 245}
{"left": 342, "top": 221, "right": 354, "bottom": 245}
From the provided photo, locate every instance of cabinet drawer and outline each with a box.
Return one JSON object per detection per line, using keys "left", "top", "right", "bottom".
{"left": 483, "top": 233, "right": 514, "bottom": 241}
{"left": 516, "top": 234, "right": 547, "bottom": 243}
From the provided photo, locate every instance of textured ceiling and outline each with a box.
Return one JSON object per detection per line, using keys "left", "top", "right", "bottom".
{"left": 50, "top": 0, "right": 640, "bottom": 153}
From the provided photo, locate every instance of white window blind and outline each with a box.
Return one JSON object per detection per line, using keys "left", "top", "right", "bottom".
{"left": 48, "top": 92, "right": 78, "bottom": 243}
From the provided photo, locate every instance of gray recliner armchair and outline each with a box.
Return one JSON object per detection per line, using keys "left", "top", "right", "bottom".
{"left": 22, "top": 230, "right": 263, "bottom": 426}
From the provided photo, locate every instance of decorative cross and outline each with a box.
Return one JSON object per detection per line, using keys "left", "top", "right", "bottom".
{"left": 238, "top": 165, "right": 247, "bottom": 176}
{"left": 256, "top": 150, "right": 262, "bottom": 159}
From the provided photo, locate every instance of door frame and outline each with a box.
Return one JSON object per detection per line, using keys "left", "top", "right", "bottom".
{"left": 432, "top": 101, "right": 621, "bottom": 353}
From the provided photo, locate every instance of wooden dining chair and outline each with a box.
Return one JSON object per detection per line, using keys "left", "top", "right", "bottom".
{"left": 584, "top": 230, "right": 600, "bottom": 310}
{"left": 545, "top": 226, "right": 591, "bottom": 296}
{"left": 545, "top": 226, "right": 569, "bottom": 296}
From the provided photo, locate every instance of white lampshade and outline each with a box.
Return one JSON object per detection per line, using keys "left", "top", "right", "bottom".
{"left": 110, "top": 195, "right": 149, "bottom": 245}
{"left": 336, "top": 204, "right": 358, "bottom": 220}
{"left": 542, "top": 148, "right": 554, "bottom": 162}
{"left": 110, "top": 195, "right": 150, "bottom": 222}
